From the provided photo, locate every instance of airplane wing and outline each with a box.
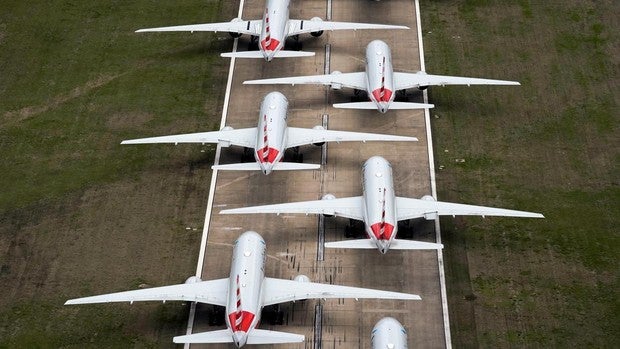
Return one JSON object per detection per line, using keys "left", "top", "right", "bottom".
{"left": 262, "top": 277, "right": 420, "bottom": 306}
{"left": 220, "top": 196, "right": 364, "bottom": 220}
{"left": 393, "top": 72, "right": 520, "bottom": 90}
{"left": 395, "top": 197, "right": 545, "bottom": 221}
{"left": 285, "top": 127, "right": 417, "bottom": 148}
{"left": 174, "top": 329, "right": 305, "bottom": 344}
{"left": 136, "top": 20, "right": 262, "bottom": 36}
{"left": 121, "top": 128, "right": 257, "bottom": 148}
{"left": 244, "top": 72, "right": 367, "bottom": 90}
{"left": 65, "top": 278, "right": 229, "bottom": 306}
{"left": 332, "top": 101, "right": 434, "bottom": 110}
{"left": 288, "top": 20, "right": 408, "bottom": 36}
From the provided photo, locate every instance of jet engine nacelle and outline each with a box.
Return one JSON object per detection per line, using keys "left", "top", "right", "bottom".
{"left": 310, "top": 17, "right": 324, "bottom": 37}
{"left": 228, "top": 18, "right": 243, "bottom": 38}
{"left": 321, "top": 194, "right": 336, "bottom": 217}
{"left": 421, "top": 195, "right": 435, "bottom": 201}
{"left": 185, "top": 276, "right": 202, "bottom": 284}
{"left": 330, "top": 71, "right": 343, "bottom": 90}
{"left": 218, "top": 126, "right": 234, "bottom": 147}
{"left": 294, "top": 274, "right": 310, "bottom": 283}
{"left": 312, "top": 125, "right": 326, "bottom": 146}
{"left": 421, "top": 195, "right": 438, "bottom": 220}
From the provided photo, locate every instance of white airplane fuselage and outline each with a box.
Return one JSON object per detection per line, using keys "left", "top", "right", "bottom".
{"left": 225, "top": 231, "right": 267, "bottom": 347}
{"left": 365, "top": 40, "right": 396, "bottom": 113}
{"left": 371, "top": 317, "right": 408, "bottom": 349}
{"left": 260, "top": 0, "right": 290, "bottom": 61}
{"left": 254, "top": 91, "right": 289, "bottom": 174}
{"left": 361, "top": 156, "right": 399, "bottom": 254}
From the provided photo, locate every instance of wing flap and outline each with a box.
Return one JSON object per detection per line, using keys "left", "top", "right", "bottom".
{"left": 220, "top": 196, "right": 364, "bottom": 220}
{"left": 394, "top": 72, "right": 520, "bottom": 90}
{"left": 136, "top": 20, "right": 261, "bottom": 35}
{"left": 65, "top": 278, "right": 228, "bottom": 306}
{"left": 396, "top": 197, "right": 545, "bottom": 221}
{"left": 262, "top": 277, "right": 420, "bottom": 306}
{"left": 121, "top": 128, "right": 256, "bottom": 148}
{"left": 285, "top": 127, "right": 417, "bottom": 148}
{"left": 288, "top": 20, "right": 408, "bottom": 36}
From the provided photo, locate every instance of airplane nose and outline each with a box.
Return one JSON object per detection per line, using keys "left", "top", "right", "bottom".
{"left": 233, "top": 331, "right": 248, "bottom": 347}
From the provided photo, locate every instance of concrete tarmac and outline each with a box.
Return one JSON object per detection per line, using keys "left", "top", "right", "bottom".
{"left": 191, "top": 0, "right": 446, "bottom": 348}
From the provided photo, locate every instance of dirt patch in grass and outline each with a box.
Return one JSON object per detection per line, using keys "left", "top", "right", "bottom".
{"left": 0, "top": 159, "right": 212, "bottom": 345}
{"left": 2, "top": 72, "right": 127, "bottom": 126}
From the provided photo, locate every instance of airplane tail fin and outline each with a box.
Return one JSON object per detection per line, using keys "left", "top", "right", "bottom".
{"left": 212, "top": 162, "right": 320, "bottom": 171}
{"left": 221, "top": 51, "right": 315, "bottom": 59}
{"left": 325, "top": 239, "right": 443, "bottom": 250}
{"left": 173, "top": 329, "right": 305, "bottom": 344}
{"left": 333, "top": 101, "right": 434, "bottom": 110}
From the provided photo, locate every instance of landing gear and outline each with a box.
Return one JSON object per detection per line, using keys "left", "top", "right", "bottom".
{"left": 264, "top": 305, "right": 284, "bottom": 325}
{"left": 208, "top": 305, "right": 225, "bottom": 326}
{"left": 398, "top": 220, "right": 414, "bottom": 239}
{"left": 345, "top": 225, "right": 355, "bottom": 238}
{"left": 248, "top": 35, "right": 259, "bottom": 50}
{"left": 291, "top": 35, "right": 302, "bottom": 51}
{"left": 292, "top": 147, "right": 304, "bottom": 163}
{"left": 345, "top": 219, "right": 359, "bottom": 238}
{"left": 241, "top": 147, "right": 253, "bottom": 162}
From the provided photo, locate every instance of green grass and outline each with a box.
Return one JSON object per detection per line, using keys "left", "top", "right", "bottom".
{"left": 422, "top": 0, "right": 619, "bottom": 347}
{"left": 0, "top": 0, "right": 228, "bottom": 212}
{"left": 0, "top": 1, "right": 230, "bottom": 347}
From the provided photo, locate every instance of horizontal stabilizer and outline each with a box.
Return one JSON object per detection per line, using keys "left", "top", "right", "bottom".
{"left": 174, "top": 329, "right": 232, "bottom": 344}
{"left": 221, "top": 51, "right": 315, "bottom": 59}
{"left": 173, "top": 329, "right": 304, "bottom": 344}
{"left": 333, "top": 101, "right": 434, "bottom": 110}
{"left": 325, "top": 239, "right": 443, "bottom": 250}
{"left": 389, "top": 239, "right": 443, "bottom": 250}
{"left": 212, "top": 162, "right": 320, "bottom": 171}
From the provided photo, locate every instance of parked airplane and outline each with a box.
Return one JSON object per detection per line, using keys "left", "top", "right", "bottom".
{"left": 372, "top": 317, "right": 408, "bottom": 349}
{"left": 136, "top": 0, "right": 408, "bottom": 61}
{"left": 244, "top": 40, "right": 520, "bottom": 112}
{"left": 221, "top": 156, "right": 544, "bottom": 254}
{"left": 121, "top": 92, "right": 417, "bottom": 175}
{"left": 66, "top": 231, "right": 419, "bottom": 346}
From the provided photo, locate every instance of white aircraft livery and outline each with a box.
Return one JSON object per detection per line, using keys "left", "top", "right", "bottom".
{"left": 121, "top": 92, "right": 417, "bottom": 175}
{"left": 372, "top": 317, "right": 408, "bottom": 349}
{"left": 244, "top": 40, "right": 521, "bottom": 112}
{"left": 65, "top": 231, "right": 420, "bottom": 346}
{"left": 136, "top": 0, "right": 408, "bottom": 61}
{"left": 221, "top": 156, "right": 545, "bottom": 254}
